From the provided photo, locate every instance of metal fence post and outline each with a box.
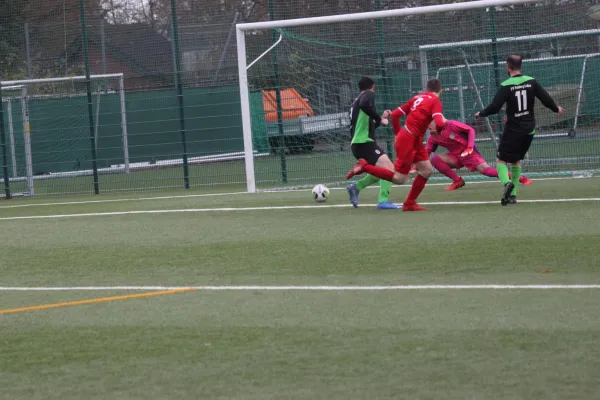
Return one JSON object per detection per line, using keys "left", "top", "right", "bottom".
{"left": 170, "top": 0, "right": 190, "bottom": 189}
{"left": 376, "top": 0, "right": 393, "bottom": 158}
{"left": 269, "top": 0, "right": 288, "bottom": 184}
{"left": 80, "top": 0, "right": 100, "bottom": 194}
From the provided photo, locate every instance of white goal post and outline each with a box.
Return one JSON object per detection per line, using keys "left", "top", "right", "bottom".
{"left": 235, "top": 0, "right": 540, "bottom": 193}
{"left": 0, "top": 73, "right": 129, "bottom": 196}
{"left": 1, "top": 85, "right": 33, "bottom": 194}
{"left": 2, "top": 85, "right": 23, "bottom": 178}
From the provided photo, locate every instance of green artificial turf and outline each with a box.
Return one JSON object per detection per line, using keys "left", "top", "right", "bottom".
{"left": 1, "top": 177, "right": 599, "bottom": 399}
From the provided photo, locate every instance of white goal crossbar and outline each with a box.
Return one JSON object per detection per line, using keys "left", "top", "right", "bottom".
{"left": 235, "top": 0, "right": 540, "bottom": 192}
{"left": 0, "top": 73, "right": 129, "bottom": 195}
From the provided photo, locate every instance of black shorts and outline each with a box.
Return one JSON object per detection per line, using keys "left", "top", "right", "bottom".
{"left": 351, "top": 142, "right": 385, "bottom": 165}
{"left": 497, "top": 130, "right": 534, "bottom": 163}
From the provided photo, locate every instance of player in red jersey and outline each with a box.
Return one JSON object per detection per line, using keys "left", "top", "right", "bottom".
{"left": 346, "top": 78, "right": 446, "bottom": 211}
{"left": 422, "top": 119, "right": 532, "bottom": 191}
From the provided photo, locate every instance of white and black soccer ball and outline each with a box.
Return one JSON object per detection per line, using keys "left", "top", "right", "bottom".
{"left": 312, "top": 184, "right": 329, "bottom": 202}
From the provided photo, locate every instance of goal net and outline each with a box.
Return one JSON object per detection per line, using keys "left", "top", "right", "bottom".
{"left": 237, "top": 0, "right": 600, "bottom": 192}
{"left": 0, "top": 74, "right": 128, "bottom": 196}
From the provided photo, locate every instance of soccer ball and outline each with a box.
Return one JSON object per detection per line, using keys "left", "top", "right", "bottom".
{"left": 312, "top": 184, "right": 329, "bottom": 202}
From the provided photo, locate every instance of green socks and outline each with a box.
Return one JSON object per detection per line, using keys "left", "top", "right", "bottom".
{"left": 356, "top": 174, "right": 379, "bottom": 191}
{"left": 511, "top": 166, "right": 522, "bottom": 196}
{"left": 355, "top": 174, "right": 392, "bottom": 203}
{"left": 378, "top": 180, "right": 393, "bottom": 203}
{"left": 497, "top": 163, "right": 511, "bottom": 185}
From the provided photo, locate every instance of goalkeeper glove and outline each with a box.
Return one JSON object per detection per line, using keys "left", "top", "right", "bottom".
{"left": 461, "top": 147, "right": 474, "bottom": 157}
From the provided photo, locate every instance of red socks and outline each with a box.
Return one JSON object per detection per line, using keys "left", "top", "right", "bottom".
{"left": 431, "top": 155, "right": 461, "bottom": 182}
{"left": 362, "top": 164, "right": 395, "bottom": 182}
{"left": 405, "top": 174, "right": 428, "bottom": 204}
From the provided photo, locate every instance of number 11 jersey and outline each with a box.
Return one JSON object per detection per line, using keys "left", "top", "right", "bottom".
{"left": 479, "top": 75, "right": 559, "bottom": 134}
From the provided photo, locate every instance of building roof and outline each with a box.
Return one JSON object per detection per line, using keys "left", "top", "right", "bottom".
{"left": 66, "top": 23, "right": 173, "bottom": 77}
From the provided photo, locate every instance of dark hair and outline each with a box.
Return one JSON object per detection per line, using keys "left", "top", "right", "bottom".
{"left": 358, "top": 76, "right": 375, "bottom": 91}
{"left": 506, "top": 54, "right": 523, "bottom": 70}
{"left": 426, "top": 78, "right": 442, "bottom": 93}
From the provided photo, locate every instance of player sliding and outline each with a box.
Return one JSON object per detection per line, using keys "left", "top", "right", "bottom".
{"left": 424, "top": 119, "right": 532, "bottom": 190}
{"left": 476, "top": 54, "right": 564, "bottom": 205}
{"left": 346, "top": 78, "right": 446, "bottom": 211}
{"left": 346, "top": 77, "right": 400, "bottom": 210}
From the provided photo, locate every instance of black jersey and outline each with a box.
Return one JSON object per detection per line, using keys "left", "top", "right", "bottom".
{"left": 479, "top": 75, "right": 559, "bottom": 134}
{"left": 350, "top": 90, "right": 382, "bottom": 144}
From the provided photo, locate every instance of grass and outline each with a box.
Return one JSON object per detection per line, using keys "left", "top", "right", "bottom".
{"left": 1, "top": 177, "right": 600, "bottom": 399}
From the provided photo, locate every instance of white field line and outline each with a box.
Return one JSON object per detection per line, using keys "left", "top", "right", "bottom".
{"left": 1, "top": 198, "right": 600, "bottom": 221}
{"left": 0, "top": 191, "right": 249, "bottom": 209}
{"left": 0, "top": 176, "right": 587, "bottom": 209}
{"left": 1, "top": 285, "right": 600, "bottom": 291}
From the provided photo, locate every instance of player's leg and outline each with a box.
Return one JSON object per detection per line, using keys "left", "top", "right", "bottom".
{"left": 374, "top": 154, "right": 399, "bottom": 209}
{"left": 403, "top": 142, "right": 432, "bottom": 211}
{"left": 476, "top": 161, "right": 498, "bottom": 177}
{"left": 348, "top": 143, "right": 383, "bottom": 207}
{"left": 351, "top": 153, "right": 401, "bottom": 209}
{"left": 475, "top": 161, "right": 532, "bottom": 185}
{"left": 496, "top": 131, "right": 519, "bottom": 205}
{"left": 347, "top": 131, "right": 411, "bottom": 186}
{"left": 348, "top": 160, "right": 409, "bottom": 185}
{"left": 431, "top": 153, "right": 465, "bottom": 191}
{"left": 508, "top": 133, "right": 534, "bottom": 203}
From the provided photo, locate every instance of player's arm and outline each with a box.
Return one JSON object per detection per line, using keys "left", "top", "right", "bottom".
{"left": 478, "top": 86, "right": 509, "bottom": 118}
{"left": 534, "top": 80, "right": 562, "bottom": 114}
{"left": 358, "top": 91, "right": 382, "bottom": 127}
{"left": 452, "top": 121, "right": 476, "bottom": 156}
{"left": 425, "top": 135, "right": 438, "bottom": 156}
{"left": 431, "top": 97, "right": 446, "bottom": 131}
{"left": 391, "top": 99, "right": 412, "bottom": 133}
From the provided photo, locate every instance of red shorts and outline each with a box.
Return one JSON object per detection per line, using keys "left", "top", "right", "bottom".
{"left": 446, "top": 151, "right": 486, "bottom": 172}
{"left": 394, "top": 129, "right": 429, "bottom": 175}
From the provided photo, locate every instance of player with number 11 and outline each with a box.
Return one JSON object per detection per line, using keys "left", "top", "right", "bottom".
{"left": 475, "top": 54, "right": 565, "bottom": 205}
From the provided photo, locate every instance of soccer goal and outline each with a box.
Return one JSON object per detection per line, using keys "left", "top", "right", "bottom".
{"left": 0, "top": 73, "right": 129, "bottom": 196}
{"left": 236, "top": 0, "right": 600, "bottom": 193}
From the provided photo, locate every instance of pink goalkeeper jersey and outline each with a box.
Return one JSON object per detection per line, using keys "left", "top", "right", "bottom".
{"left": 426, "top": 120, "right": 475, "bottom": 155}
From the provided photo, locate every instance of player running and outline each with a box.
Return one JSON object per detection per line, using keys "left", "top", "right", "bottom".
{"left": 346, "top": 78, "right": 446, "bottom": 211}
{"left": 424, "top": 119, "right": 532, "bottom": 190}
{"left": 346, "top": 76, "right": 400, "bottom": 210}
{"left": 476, "top": 54, "right": 564, "bottom": 205}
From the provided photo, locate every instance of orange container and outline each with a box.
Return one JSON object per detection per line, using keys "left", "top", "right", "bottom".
{"left": 263, "top": 89, "right": 315, "bottom": 122}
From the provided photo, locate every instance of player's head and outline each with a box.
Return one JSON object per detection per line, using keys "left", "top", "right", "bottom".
{"left": 426, "top": 78, "right": 443, "bottom": 95}
{"left": 358, "top": 76, "right": 375, "bottom": 92}
{"left": 506, "top": 54, "right": 523, "bottom": 75}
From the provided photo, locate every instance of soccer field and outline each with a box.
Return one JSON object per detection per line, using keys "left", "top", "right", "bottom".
{"left": 2, "top": 177, "right": 600, "bottom": 399}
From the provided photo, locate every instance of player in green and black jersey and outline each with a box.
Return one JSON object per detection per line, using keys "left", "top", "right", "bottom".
{"left": 347, "top": 76, "right": 399, "bottom": 210}
{"left": 476, "top": 54, "right": 564, "bottom": 205}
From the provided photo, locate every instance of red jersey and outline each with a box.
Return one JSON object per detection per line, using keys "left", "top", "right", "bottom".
{"left": 391, "top": 92, "right": 445, "bottom": 138}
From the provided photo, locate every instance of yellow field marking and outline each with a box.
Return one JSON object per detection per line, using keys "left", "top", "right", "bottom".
{"left": 0, "top": 288, "right": 196, "bottom": 315}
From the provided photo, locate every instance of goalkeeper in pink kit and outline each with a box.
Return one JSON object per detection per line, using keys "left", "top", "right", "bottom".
{"left": 423, "top": 120, "right": 531, "bottom": 190}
